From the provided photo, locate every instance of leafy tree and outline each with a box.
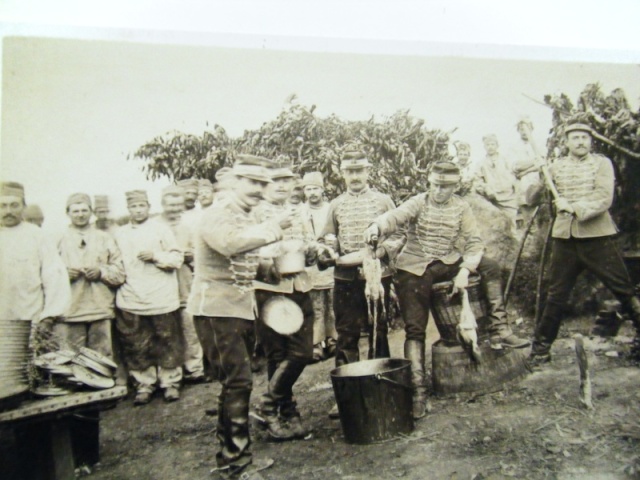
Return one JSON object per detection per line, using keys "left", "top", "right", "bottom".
{"left": 131, "top": 103, "right": 453, "bottom": 204}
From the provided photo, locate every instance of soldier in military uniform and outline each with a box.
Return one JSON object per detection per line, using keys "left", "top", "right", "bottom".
{"left": 366, "top": 162, "right": 529, "bottom": 419}
{"left": 252, "top": 162, "right": 318, "bottom": 441}
{"left": 187, "top": 155, "right": 293, "bottom": 476}
{"left": 528, "top": 123, "right": 640, "bottom": 366}
{"left": 319, "top": 150, "right": 402, "bottom": 417}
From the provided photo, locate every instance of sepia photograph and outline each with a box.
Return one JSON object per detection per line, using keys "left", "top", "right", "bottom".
{"left": 1, "top": 2, "right": 640, "bottom": 479}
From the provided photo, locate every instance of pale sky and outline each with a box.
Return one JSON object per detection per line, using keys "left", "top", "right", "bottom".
{"left": 1, "top": 2, "right": 640, "bottom": 233}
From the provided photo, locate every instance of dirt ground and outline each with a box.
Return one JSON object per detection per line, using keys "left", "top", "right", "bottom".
{"left": 66, "top": 313, "right": 640, "bottom": 480}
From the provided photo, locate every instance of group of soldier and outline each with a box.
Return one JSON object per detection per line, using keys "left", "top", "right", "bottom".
{"left": 1, "top": 120, "right": 640, "bottom": 479}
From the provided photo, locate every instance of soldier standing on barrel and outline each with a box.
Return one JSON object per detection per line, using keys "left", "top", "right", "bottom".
{"left": 365, "top": 162, "right": 529, "bottom": 419}
{"left": 318, "top": 149, "right": 402, "bottom": 418}
{"left": 528, "top": 122, "right": 640, "bottom": 366}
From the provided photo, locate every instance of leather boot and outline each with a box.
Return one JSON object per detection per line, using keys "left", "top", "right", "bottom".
{"left": 404, "top": 339, "right": 430, "bottom": 419}
{"left": 335, "top": 349, "right": 359, "bottom": 368}
{"left": 258, "top": 360, "right": 306, "bottom": 441}
{"left": 620, "top": 296, "right": 640, "bottom": 359}
{"left": 375, "top": 327, "right": 391, "bottom": 359}
{"left": 280, "top": 398, "right": 308, "bottom": 439}
{"left": 220, "top": 388, "right": 252, "bottom": 469}
{"left": 484, "top": 279, "right": 529, "bottom": 349}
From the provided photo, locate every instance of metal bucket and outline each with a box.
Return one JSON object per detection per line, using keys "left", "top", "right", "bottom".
{"left": 0, "top": 320, "right": 32, "bottom": 402}
{"left": 430, "top": 275, "right": 491, "bottom": 345}
{"left": 330, "top": 358, "right": 414, "bottom": 444}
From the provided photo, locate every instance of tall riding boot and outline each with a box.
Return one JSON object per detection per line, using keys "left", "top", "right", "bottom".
{"left": 620, "top": 296, "right": 640, "bottom": 359}
{"left": 529, "top": 301, "right": 565, "bottom": 364}
{"left": 259, "top": 359, "right": 306, "bottom": 440}
{"left": 216, "top": 388, "right": 252, "bottom": 475}
{"left": 404, "top": 339, "right": 430, "bottom": 419}
{"left": 280, "top": 397, "right": 308, "bottom": 439}
{"left": 335, "top": 349, "right": 359, "bottom": 368}
{"left": 484, "top": 279, "right": 529, "bottom": 349}
{"left": 375, "top": 323, "right": 391, "bottom": 359}
{"left": 215, "top": 392, "right": 225, "bottom": 447}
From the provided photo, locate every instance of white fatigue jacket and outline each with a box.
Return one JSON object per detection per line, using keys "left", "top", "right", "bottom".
{"left": 0, "top": 222, "right": 71, "bottom": 322}
{"left": 114, "top": 219, "right": 183, "bottom": 316}
{"left": 58, "top": 226, "right": 125, "bottom": 322}
{"left": 153, "top": 215, "right": 193, "bottom": 307}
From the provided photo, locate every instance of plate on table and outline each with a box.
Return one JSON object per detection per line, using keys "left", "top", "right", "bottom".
{"left": 79, "top": 347, "right": 117, "bottom": 369}
{"left": 71, "top": 364, "right": 115, "bottom": 389}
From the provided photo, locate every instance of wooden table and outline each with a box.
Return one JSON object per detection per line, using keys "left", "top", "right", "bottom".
{"left": 0, "top": 387, "right": 127, "bottom": 480}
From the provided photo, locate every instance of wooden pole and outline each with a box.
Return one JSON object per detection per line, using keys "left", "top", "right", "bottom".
{"left": 574, "top": 334, "right": 594, "bottom": 410}
{"left": 505, "top": 205, "right": 540, "bottom": 306}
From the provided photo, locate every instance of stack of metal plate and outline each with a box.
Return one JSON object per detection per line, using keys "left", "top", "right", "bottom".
{"left": 0, "top": 320, "right": 32, "bottom": 401}
{"left": 32, "top": 347, "right": 117, "bottom": 396}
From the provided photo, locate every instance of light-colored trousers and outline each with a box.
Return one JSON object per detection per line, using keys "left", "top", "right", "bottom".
{"left": 180, "top": 308, "right": 205, "bottom": 378}
{"left": 311, "top": 288, "right": 337, "bottom": 345}
{"left": 52, "top": 319, "right": 113, "bottom": 359}
{"left": 130, "top": 366, "right": 182, "bottom": 393}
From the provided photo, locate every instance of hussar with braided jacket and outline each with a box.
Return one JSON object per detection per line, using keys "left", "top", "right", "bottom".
{"left": 528, "top": 122, "right": 640, "bottom": 366}
{"left": 365, "top": 162, "right": 529, "bottom": 420}
{"left": 251, "top": 161, "right": 322, "bottom": 441}
{"left": 318, "top": 150, "right": 403, "bottom": 418}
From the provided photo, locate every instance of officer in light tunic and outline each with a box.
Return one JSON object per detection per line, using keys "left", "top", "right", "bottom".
{"left": 528, "top": 123, "right": 640, "bottom": 365}
{"left": 187, "top": 155, "right": 293, "bottom": 477}
{"left": 366, "top": 162, "right": 529, "bottom": 419}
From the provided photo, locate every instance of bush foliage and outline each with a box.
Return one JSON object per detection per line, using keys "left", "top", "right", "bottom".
{"left": 132, "top": 102, "right": 452, "bottom": 204}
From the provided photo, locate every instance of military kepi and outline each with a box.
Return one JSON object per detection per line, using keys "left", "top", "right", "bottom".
{"left": 232, "top": 154, "right": 273, "bottom": 183}
{"left": 564, "top": 123, "right": 593, "bottom": 136}
{"left": 428, "top": 162, "right": 461, "bottom": 185}
{"left": 340, "top": 150, "right": 372, "bottom": 170}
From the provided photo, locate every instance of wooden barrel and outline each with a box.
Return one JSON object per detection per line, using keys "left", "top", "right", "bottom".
{"left": 431, "top": 340, "right": 529, "bottom": 396}
{"left": 430, "top": 275, "right": 491, "bottom": 345}
{"left": 0, "top": 320, "right": 32, "bottom": 403}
